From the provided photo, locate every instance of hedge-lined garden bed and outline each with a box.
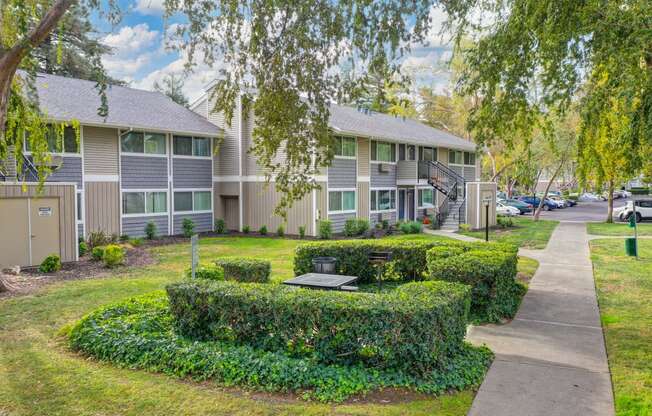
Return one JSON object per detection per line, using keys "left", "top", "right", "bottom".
{"left": 294, "top": 239, "right": 523, "bottom": 322}
{"left": 167, "top": 280, "right": 470, "bottom": 374}
{"left": 68, "top": 292, "right": 493, "bottom": 402}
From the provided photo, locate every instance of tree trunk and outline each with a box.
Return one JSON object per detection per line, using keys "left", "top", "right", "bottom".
{"left": 534, "top": 163, "right": 563, "bottom": 221}
{"left": 606, "top": 180, "right": 614, "bottom": 223}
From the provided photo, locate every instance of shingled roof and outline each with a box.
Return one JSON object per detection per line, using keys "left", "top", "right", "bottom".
{"left": 30, "top": 72, "right": 222, "bottom": 137}
{"left": 329, "top": 104, "right": 476, "bottom": 151}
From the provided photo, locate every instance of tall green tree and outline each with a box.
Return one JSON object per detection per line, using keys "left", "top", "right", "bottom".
{"left": 448, "top": 0, "right": 652, "bottom": 167}
{"left": 153, "top": 73, "right": 189, "bottom": 107}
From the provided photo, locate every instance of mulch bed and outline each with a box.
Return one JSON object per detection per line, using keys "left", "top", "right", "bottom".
{"left": 0, "top": 246, "right": 154, "bottom": 299}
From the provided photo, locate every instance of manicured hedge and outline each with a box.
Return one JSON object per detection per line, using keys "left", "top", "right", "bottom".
{"left": 184, "top": 263, "right": 224, "bottom": 281}
{"left": 294, "top": 239, "right": 469, "bottom": 283}
{"left": 67, "top": 292, "right": 492, "bottom": 402}
{"left": 427, "top": 244, "right": 523, "bottom": 322}
{"left": 214, "top": 257, "right": 270, "bottom": 283}
{"left": 166, "top": 279, "right": 471, "bottom": 375}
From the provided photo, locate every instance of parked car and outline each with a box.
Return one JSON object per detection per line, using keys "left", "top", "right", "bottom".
{"left": 518, "top": 196, "right": 557, "bottom": 211}
{"left": 548, "top": 195, "right": 569, "bottom": 208}
{"left": 579, "top": 192, "right": 603, "bottom": 202}
{"left": 497, "top": 202, "right": 520, "bottom": 217}
{"left": 616, "top": 200, "right": 652, "bottom": 222}
{"left": 499, "top": 198, "right": 533, "bottom": 214}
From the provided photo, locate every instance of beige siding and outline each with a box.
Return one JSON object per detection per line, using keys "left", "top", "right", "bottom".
{"left": 438, "top": 147, "right": 448, "bottom": 165}
{"left": 357, "top": 181, "right": 369, "bottom": 219}
{"left": 214, "top": 181, "right": 240, "bottom": 196}
{"left": 315, "top": 182, "right": 328, "bottom": 236}
{"left": 465, "top": 182, "right": 496, "bottom": 229}
{"left": 357, "top": 137, "right": 370, "bottom": 177}
{"left": 83, "top": 126, "right": 119, "bottom": 175}
{"left": 85, "top": 182, "right": 120, "bottom": 236}
{"left": 242, "top": 182, "right": 312, "bottom": 235}
{"left": 209, "top": 95, "right": 240, "bottom": 176}
{"left": 214, "top": 181, "right": 240, "bottom": 225}
{"left": 191, "top": 98, "right": 208, "bottom": 118}
{"left": 0, "top": 183, "right": 77, "bottom": 263}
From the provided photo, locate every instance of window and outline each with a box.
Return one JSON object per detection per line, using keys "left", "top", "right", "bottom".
{"left": 398, "top": 144, "right": 416, "bottom": 161}
{"left": 328, "top": 190, "right": 355, "bottom": 212}
{"left": 371, "top": 189, "right": 396, "bottom": 211}
{"left": 76, "top": 192, "right": 83, "bottom": 221}
{"left": 448, "top": 150, "right": 463, "bottom": 165}
{"left": 407, "top": 145, "right": 416, "bottom": 161}
{"left": 174, "top": 136, "right": 211, "bottom": 157}
{"left": 121, "top": 131, "right": 166, "bottom": 155}
{"left": 174, "top": 190, "right": 212, "bottom": 212}
{"left": 420, "top": 146, "right": 436, "bottom": 162}
{"left": 464, "top": 152, "right": 476, "bottom": 165}
{"left": 122, "top": 191, "right": 167, "bottom": 215}
{"left": 371, "top": 141, "right": 396, "bottom": 162}
{"left": 418, "top": 189, "right": 434, "bottom": 208}
{"left": 25, "top": 126, "right": 79, "bottom": 153}
{"left": 333, "top": 136, "right": 356, "bottom": 157}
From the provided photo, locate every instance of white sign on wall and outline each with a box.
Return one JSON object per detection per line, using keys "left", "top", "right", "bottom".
{"left": 38, "top": 207, "right": 52, "bottom": 217}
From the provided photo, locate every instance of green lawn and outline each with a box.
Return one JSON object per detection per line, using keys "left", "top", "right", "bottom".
{"left": 587, "top": 222, "right": 652, "bottom": 236}
{"left": 590, "top": 239, "right": 652, "bottom": 415}
{"left": 2, "top": 233, "right": 526, "bottom": 416}
{"left": 458, "top": 217, "right": 559, "bottom": 249}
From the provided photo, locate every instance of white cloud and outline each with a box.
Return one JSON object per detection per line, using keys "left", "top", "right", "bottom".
{"left": 134, "top": 0, "right": 166, "bottom": 15}
{"left": 101, "top": 23, "right": 163, "bottom": 80}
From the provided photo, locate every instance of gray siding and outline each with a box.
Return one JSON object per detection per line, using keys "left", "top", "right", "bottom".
{"left": 209, "top": 96, "right": 240, "bottom": 176}
{"left": 39, "top": 156, "right": 83, "bottom": 188}
{"left": 370, "top": 211, "right": 397, "bottom": 228}
{"left": 173, "top": 158, "right": 212, "bottom": 188}
{"left": 396, "top": 160, "right": 417, "bottom": 181}
{"left": 328, "top": 158, "right": 356, "bottom": 188}
{"left": 121, "top": 215, "right": 168, "bottom": 238}
{"left": 173, "top": 212, "right": 213, "bottom": 235}
{"left": 121, "top": 155, "right": 168, "bottom": 189}
{"left": 370, "top": 163, "right": 396, "bottom": 188}
{"left": 450, "top": 165, "right": 464, "bottom": 178}
{"left": 328, "top": 212, "right": 357, "bottom": 233}
{"left": 463, "top": 166, "right": 476, "bottom": 182}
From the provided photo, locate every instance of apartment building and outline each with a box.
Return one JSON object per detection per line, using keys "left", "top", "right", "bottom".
{"left": 0, "top": 73, "right": 481, "bottom": 268}
{"left": 191, "top": 84, "right": 480, "bottom": 235}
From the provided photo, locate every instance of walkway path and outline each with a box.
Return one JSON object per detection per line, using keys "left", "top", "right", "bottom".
{"left": 467, "top": 222, "right": 615, "bottom": 415}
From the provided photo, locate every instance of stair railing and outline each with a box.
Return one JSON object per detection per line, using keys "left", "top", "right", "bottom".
{"left": 20, "top": 154, "right": 40, "bottom": 182}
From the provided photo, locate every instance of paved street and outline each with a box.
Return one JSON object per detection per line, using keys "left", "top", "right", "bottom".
{"left": 522, "top": 199, "right": 628, "bottom": 222}
{"left": 467, "top": 222, "right": 615, "bottom": 416}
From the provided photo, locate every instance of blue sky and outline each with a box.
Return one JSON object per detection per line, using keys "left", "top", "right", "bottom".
{"left": 93, "top": 0, "right": 455, "bottom": 103}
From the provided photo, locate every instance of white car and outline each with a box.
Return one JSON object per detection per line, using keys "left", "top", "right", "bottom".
{"left": 579, "top": 192, "right": 603, "bottom": 202}
{"left": 617, "top": 200, "right": 652, "bottom": 222}
{"left": 497, "top": 202, "right": 520, "bottom": 217}
{"left": 548, "top": 196, "right": 568, "bottom": 208}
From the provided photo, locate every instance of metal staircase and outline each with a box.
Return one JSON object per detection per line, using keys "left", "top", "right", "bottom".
{"left": 418, "top": 160, "right": 466, "bottom": 230}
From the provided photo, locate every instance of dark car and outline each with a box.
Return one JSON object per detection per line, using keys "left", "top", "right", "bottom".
{"left": 518, "top": 196, "right": 557, "bottom": 211}
{"left": 501, "top": 198, "right": 533, "bottom": 214}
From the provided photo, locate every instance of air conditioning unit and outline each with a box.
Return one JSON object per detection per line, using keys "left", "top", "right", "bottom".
{"left": 378, "top": 163, "right": 391, "bottom": 173}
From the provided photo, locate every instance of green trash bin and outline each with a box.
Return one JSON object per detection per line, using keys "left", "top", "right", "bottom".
{"left": 625, "top": 238, "right": 638, "bottom": 257}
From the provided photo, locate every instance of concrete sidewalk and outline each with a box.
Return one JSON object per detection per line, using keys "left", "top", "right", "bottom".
{"left": 467, "top": 222, "right": 614, "bottom": 416}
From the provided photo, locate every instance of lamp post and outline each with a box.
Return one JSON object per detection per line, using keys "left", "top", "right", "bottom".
{"left": 483, "top": 199, "right": 490, "bottom": 242}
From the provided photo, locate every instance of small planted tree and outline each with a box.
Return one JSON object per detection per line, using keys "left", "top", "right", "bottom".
{"left": 182, "top": 218, "right": 195, "bottom": 238}
{"left": 144, "top": 221, "right": 157, "bottom": 240}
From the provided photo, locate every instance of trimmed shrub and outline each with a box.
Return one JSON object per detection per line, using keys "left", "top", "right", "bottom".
{"left": 39, "top": 254, "right": 61, "bottom": 273}
{"left": 427, "top": 245, "right": 523, "bottom": 322}
{"left": 276, "top": 224, "right": 285, "bottom": 237}
{"left": 294, "top": 239, "right": 470, "bottom": 283}
{"left": 91, "top": 246, "right": 105, "bottom": 261}
{"left": 103, "top": 245, "right": 124, "bottom": 268}
{"left": 344, "top": 218, "right": 370, "bottom": 236}
{"left": 400, "top": 221, "right": 422, "bottom": 234}
{"left": 214, "top": 218, "right": 226, "bottom": 234}
{"left": 184, "top": 263, "right": 224, "bottom": 281}
{"left": 166, "top": 280, "right": 471, "bottom": 375}
{"left": 459, "top": 223, "right": 471, "bottom": 232}
{"left": 497, "top": 216, "right": 513, "bottom": 228}
{"left": 78, "top": 241, "right": 88, "bottom": 257}
{"left": 318, "top": 220, "right": 332, "bottom": 239}
{"left": 242, "top": 225, "right": 250, "bottom": 234}
{"left": 298, "top": 225, "right": 306, "bottom": 239}
{"left": 68, "top": 293, "right": 492, "bottom": 403}
{"left": 119, "top": 234, "right": 130, "bottom": 242}
{"left": 355, "top": 218, "right": 370, "bottom": 235}
{"left": 109, "top": 233, "right": 119, "bottom": 244}
{"left": 144, "top": 221, "right": 157, "bottom": 240}
{"left": 214, "top": 258, "right": 270, "bottom": 283}
{"left": 182, "top": 218, "right": 195, "bottom": 237}
{"left": 259, "top": 225, "right": 268, "bottom": 235}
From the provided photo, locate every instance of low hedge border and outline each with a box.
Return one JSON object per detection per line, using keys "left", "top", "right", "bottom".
{"left": 294, "top": 239, "right": 470, "bottom": 283}
{"left": 166, "top": 279, "right": 471, "bottom": 375}
{"left": 67, "top": 292, "right": 492, "bottom": 402}
{"left": 214, "top": 257, "right": 270, "bottom": 283}
{"left": 427, "top": 244, "right": 523, "bottom": 322}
